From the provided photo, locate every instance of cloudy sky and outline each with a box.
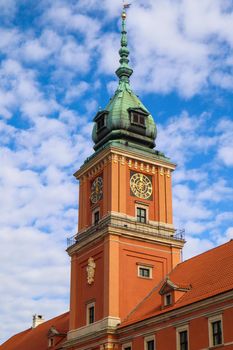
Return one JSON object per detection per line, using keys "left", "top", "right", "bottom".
{"left": 0, "top": 0, "right": 233, "bottom": 343}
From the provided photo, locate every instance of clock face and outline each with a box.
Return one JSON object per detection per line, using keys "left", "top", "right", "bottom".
{"left": 130, "top": 172, "right": 152, "bottom": 199}
{"left": 90, "top": 176, "right": 103, "bottom": 204}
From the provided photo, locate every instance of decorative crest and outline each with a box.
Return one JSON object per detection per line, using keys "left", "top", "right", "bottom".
{"left": 86, "top": 257, "right": 96, "bottom": 285}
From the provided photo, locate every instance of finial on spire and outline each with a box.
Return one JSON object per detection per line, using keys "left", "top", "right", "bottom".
{"left": 115, "top": 3, "right": 133, "bottom": 84}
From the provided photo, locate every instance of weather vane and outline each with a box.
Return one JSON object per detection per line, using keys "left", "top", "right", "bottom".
{"left": 122, "top": 0, "right": 131, "bottom": 10}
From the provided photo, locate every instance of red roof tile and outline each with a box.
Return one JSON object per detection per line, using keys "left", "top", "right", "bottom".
{"left": 1, "top": 312, "right": 69, "bottom": 350}
{"left": 121, "top": 240, "right": 233, "bottom": 327}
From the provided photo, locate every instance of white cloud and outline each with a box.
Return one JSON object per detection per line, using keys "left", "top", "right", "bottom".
{"left": 0, "top": 0, "right": 232, "bottom": 343}
{"left": 216, "top": 119, "right": 233, "bottom": 166}
{"left": 65, "top": 81, "right": 89, "bottom": 102}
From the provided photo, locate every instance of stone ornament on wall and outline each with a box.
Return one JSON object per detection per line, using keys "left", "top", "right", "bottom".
{"left": 86, "top": 257, "right": 96, "bottom": 285}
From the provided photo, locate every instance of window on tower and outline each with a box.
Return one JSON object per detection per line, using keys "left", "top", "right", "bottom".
{"left": 92, "top": 208, "right": 100, "bottom": 225}
{"left": 137, "top": 207, "right": 147, "bottom": 223}
{"left": 94, "top": 211, "right": 100, "bottom": 225}
{"left": 138, "top": 265, "right": 152, "bottom": 279}
{"left": 86, "top": 302, "right": 95, "bottom": 325}
{"left": 131, "top": 112, "right": 146, "bottom": 127}
{"left": 96, "top": 114, "right": 106, "bottom": 132}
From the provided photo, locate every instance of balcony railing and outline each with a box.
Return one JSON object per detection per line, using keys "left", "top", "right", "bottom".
{"left": 67, "top": 215, "right": 185, "bottom": 249}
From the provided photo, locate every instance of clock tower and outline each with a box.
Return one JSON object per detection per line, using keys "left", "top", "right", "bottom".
{"left": 66, "top": 9, "right": 185, "bottom": 350}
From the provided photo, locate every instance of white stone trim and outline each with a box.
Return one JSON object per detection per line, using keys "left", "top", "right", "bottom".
{"left": 67, "top": 316, "right": 121, "bottom": 340}
{"left": 144, "top": 334, "right": 155, "bottom": 350}
{"left": 135, "top": 203, "right": 149, "bottom": 224}
{"left": 208, "top": 314, "right": 224, "bottom": 347}
{"left": 164, "top": 293, "right": 172, "bottom": 306}
{"left": 86, "top": 301, "right": 95, "bottom": 325}
{"left": 176, "top": 324, "right": 189, "bottom": 350}
{"left": 122, "top": 341, "right": 132, "bottom": 350}
{"left": 137, "top": 265, "right": 153, "bottom": 279}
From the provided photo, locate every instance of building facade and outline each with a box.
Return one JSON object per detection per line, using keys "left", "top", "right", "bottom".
{"left": 2, "top": 8, "right": 233, "bottom": 350}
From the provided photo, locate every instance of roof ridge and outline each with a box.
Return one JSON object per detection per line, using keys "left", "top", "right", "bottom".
{"left": 177, "top": 239, "right": 233, "bottom": 267}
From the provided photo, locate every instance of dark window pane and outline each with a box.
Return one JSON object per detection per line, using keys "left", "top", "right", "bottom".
{"left": 139, "top": 267, "right": 150, "bottom": 277}
{"left": 131, "top": 113, "right": 145, "bottom": 127}
{"left": 140, "top": 115, "right": 145, "bottom": 125}
{"left": 147, "top": 340, "right": 154, "bottom": 350}
{"left": 212, "top": 320, "right": 222, "bottom": 345}
{"left": 137, "top": 208, "right": 147, "bottom": 223}
{"left": 94, "top": 211, "right": 99, "bottom": 224}
{"left": 180, "top": 330, "right": 188, "bottom": 350}
{"left": 89, "top": 306, "right": 94, "bottom": 324}
{"left": 133, "top": 113, "right": 138, "bottom": 123}
{"left": 165, "top": 294, "right": 172, "bottom": 305}
{"left": 97, "top": 116, "right": 105, "bottom": 131}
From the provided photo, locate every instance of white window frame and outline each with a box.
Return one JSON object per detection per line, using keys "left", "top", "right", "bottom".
{"left": 164, "top": 293, "right": 172, "bottom": 306}
{"left": 208, "top": 314, "right": 224, "bottom": 347}
{"left": 144, "top": 335, "right": 155, "bottom": 350}
{"left": 86, "top": 301, "right": 95, "bottom": 325}
{"left": 92, "top": 207, "right": 100, "bottom": 225}
{"left": 176, "top": 325, "right": 189, "bottom": 350}
{"left": 48, "top": 338, "right": 54, "bottom": 347}
{"left": 137, "top": 264, "right": 152, "bottom": 279}
{"left": 135, "top": 203, "right": 148, "bottom": 224}
{"left": 122, "top": 342, "right": 132, "bottom": 350}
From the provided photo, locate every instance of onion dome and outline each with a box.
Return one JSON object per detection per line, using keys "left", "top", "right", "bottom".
{"left": 92, "top": 9, "right": 157, "bottom": 151}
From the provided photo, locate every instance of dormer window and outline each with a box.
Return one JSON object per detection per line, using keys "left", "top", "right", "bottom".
{"left": 97, "top": 115, "right": 106, "bottom": 131}
{"left": 131, "top": 112, "right": 146, "bottom": 127}
{"left": 165, "top": 293, "right": 172, "bottom": 306}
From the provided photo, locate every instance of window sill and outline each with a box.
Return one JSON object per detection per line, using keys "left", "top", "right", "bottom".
{"left": 208, "top": 344, "right": 224, "bottom": 349}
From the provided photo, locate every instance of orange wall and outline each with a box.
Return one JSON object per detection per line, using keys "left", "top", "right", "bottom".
{"left": 118, "top": 236, "right": 173, "bottom": 320}
{"left": 69, "top": 232, "right": 177, "bottom": 330}
{"left": 78, "top": 158, "right": 174, "bottom": 231}
{"left": 119, "top": 301, "right": 233, "bottom": 350}
{"left": 69, "top": 241, "right": 105, "bottom": 329}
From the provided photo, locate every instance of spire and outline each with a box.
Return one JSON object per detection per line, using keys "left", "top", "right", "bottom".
{"left": 115, "top": 7, "right": 133, "bottom": 85}
{"left": 92, "top": 5, "right": 157, "bottom": 152}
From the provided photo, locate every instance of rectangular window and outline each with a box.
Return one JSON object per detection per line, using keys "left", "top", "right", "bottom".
{"left": 131, "top": 112, "right": 145, "bottom": 126}
{"left": 89, "top": 306, "right": 94, "bottom": 324}
{"left": 86, "top": 302, "right": 95, "bottom": 325}
{"left": 144, "top": 336, "right": 155, "bottom": 350}
{"left": 137, "top": 207, "right": 147, "bottom": 223}
{"left": 94, "top": 210, "right": 99, "bottom": 225}
{"left": 212, "top": 320, "right": 222, "bottom": 345}
{"left": 139, "top": 267, "right": 150, "bottom": 278}
{"left": 176, "top": 326, "right": 189, "bottom": 350}
{"left": 208, "top": 315, "right": 223, "bottom": 347}
{"left": 179, "top": 330, "right": 188, "bottom": 350}
{"left": 122, "top": 343, "right": 132, "bottom": 350}
{"left": 97, "top": 115, "right": 106, "bottom": 131}
{"left": 146, "top": 339, "right": 154, "bottom": 350}
{"left": 165, "top": 293, "right": 172, "bottom": 306}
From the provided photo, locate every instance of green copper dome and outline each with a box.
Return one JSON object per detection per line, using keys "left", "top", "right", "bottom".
{"left": 92, "top": 10, "right": 157, "bottom": 151}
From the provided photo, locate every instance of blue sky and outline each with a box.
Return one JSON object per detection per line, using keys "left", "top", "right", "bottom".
{"left": 0, "top": 0, "right": 233, "bottom": 344}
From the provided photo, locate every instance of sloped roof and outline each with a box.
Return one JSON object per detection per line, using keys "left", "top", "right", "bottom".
{"left": 121, "top": 240, "right": 233, "bottom": 327}
{"left": 1, "top": 312, "right": 69, "bottom": 350}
